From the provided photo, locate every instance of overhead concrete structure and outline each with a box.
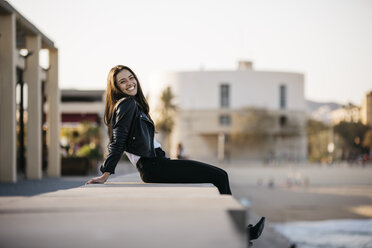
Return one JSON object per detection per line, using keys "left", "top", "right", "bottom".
{"left": 60, "top": 90, "right": 105, "bottom": 122}
{"left": 0, "top": 0, "right": 60, "bottom": 182}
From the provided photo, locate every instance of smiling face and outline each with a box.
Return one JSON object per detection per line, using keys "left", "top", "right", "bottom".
{"left": 115, "top": 69, "right": 138, "bottom": 96}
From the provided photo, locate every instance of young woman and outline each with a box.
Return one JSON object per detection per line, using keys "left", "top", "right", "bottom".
{"left": 86, "top": 65, "right": 265, "bottom": 240}
{"left": 86, "top": 65, "right": 232, "bottom": 194}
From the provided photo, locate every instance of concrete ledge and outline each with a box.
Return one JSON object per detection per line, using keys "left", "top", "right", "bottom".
{"left": 0, "top": 173, "right": 248, "bottom": 248}
{"left": 101, "top": 181, "right": 215, "bottom": 188}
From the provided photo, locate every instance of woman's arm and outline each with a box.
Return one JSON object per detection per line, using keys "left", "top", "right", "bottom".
{"left": 86, "top": 97, "right": 137, "bottom": 183}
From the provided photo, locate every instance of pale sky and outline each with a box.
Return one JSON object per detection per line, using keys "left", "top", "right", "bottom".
{"left": 7, "top": 0, "right": 372, "bottom": 105}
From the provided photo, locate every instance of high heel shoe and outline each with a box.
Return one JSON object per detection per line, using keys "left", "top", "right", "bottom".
{"left": 247, "top": 217, "right": 265, "bottom": 240}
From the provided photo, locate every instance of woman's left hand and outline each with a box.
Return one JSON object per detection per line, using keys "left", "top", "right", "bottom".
{"left": 86, "top": 172, "right": 111, "bottom": 184}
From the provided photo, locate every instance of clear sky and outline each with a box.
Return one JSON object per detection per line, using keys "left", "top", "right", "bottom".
{"left": 7, "top": 0, "right": 372, "bottom": 105}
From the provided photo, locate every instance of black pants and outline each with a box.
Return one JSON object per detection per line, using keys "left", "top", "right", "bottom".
{"left": 136, "top": 157, "right": 232, "bottom": 195}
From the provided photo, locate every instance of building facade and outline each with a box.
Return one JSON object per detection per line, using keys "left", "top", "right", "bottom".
{"left": 61, "top": 89, "right": 105, "bottom": 126}
{"left": 330, "top": 103, "right": 360, "bottom": 125}
{"left": 149, "top": 61, "right": 307, "bottom": 164}
{"left": 360, "top": 91, "right": 372, "bottom": 127}
{"left": 60, "top": 89, "right": 107, "bottom": 157}
{"left": 0, "top": 1, "right": 60, "bottom": 182}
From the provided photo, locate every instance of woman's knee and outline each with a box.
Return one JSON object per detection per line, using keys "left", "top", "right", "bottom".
{"left": 221, "top": 168, "right": 228, "bottom": 177}
{"left": 216, "top": 167, "right": 229, "bottom": 179}
{"left": 139, "top": 170, "right": 155, "bottom": 183}
{"left": 139, "top": 172, "right": 149, "bottom": 182}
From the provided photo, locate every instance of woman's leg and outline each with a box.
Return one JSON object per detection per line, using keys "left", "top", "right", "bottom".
{"left": 138, "top": 158, "right": 232, "bottom": 195}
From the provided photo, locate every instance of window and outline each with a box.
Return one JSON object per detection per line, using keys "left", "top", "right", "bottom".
{"left": 279, "top": 115, "right": 287, "bottom": 127}
{"left": 220, "top": 84, "right": 230, "bottom": 108}
{"left": 219, "top": 114, "right": 231, "bottom": 126}
{"left": 280, "top": 85, "right": 286, "bottom": 109}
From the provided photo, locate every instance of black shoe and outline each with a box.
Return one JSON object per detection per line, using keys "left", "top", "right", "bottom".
{"left": 247, "top": 217, "right": 265, "bottom": 240}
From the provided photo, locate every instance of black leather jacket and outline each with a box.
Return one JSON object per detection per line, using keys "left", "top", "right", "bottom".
{"left": 100, "top": 97, "right": 158, "bottom": 174}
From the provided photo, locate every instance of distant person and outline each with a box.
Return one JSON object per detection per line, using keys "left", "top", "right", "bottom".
{"left": 86, "top": 65, "right": 265, "bottom": 240}
{"left": 176, "top": 143, "right": 188, "bottom": 159}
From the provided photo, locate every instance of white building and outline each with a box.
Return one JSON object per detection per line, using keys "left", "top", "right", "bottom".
{"left": 149, "top": 61, "right": 307, "bottom": 164}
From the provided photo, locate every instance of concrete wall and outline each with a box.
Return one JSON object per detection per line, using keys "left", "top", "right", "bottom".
{"left": 150, "top": 70, "right": 305, "bottom": 111}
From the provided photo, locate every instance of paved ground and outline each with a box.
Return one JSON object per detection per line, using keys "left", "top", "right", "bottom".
{"left": 0, "top": 176, "right": 90, "bottom": 196}
{"left": 225, "top": 163, "right": 372, "bottom": 222}
{"left": 0, "top": 161, "right": 137, "bottom": 196}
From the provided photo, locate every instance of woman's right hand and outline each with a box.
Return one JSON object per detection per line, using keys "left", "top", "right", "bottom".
{"left": 86, "top": 172, "right": 111, "bottom": 184}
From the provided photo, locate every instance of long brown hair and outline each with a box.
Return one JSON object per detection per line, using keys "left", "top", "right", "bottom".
{"left": 104, "top": 65, "right": 153, "bottom": 136}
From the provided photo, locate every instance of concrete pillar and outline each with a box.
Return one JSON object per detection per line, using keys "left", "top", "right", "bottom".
{"left": 46, "top": 49, "right": 60, "bottom": 177}
{"left": 0, "top": 14, "right": 17, "bottom": 183}
{"left": 25, "top": 35, "right": 42, "bottom": 179}
{"left": 217, "top": 133, "right": 225, "bottom": 162}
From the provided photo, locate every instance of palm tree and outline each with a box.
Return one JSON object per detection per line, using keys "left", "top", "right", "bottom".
{"left": 156, "top": 86, "right": 177, "bottom": 151}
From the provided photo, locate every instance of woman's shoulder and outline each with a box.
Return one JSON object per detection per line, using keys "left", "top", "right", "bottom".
{"left": 115, "top": 97, "right": 137, "bottom": 113}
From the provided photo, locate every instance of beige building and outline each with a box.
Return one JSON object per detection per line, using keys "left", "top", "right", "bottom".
{"left": 150, "top": 61, "right": 307, "bottom": 164}
{"left": 360, "top": 91, "right": 372, "bottom": 127}
{"left": 60, "top": 89, "right": 107, "bottom": 156}
{"left": 0, "top": 1, "right": 60, "bottom": 182}
{"left": 61, "top": 90, "right": 105, "bottom": 126}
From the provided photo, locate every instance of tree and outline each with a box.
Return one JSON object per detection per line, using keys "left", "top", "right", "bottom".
{"left": 230, "top": 107, "right": 277, "bottom": 144}
{"left": 362, "top": 129, "right": 372, "bottom": 149}
{"left": 362, "top": 129, "right": 372, "bottom": 157}
{"left": 231, "top": 107, "right": 301, "bottom": 144}
{"left": 334, "top": 121, "right": 371, "bottom": 160}
{"left": 307, "top": 119, "right": 331, "bottom": 162}
{"left": 155, "top": 86, "right": 178, "bottom": 150}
